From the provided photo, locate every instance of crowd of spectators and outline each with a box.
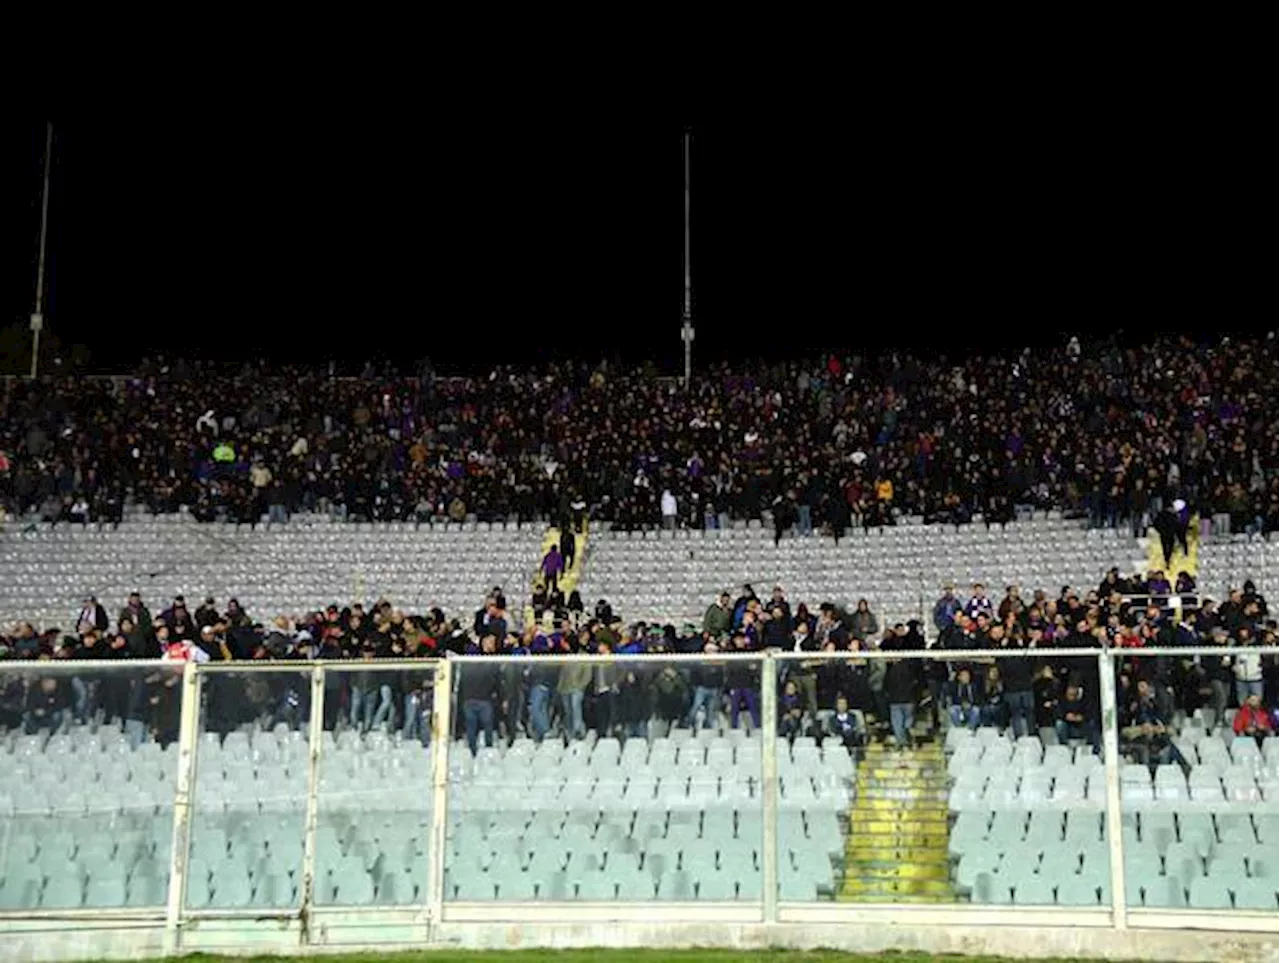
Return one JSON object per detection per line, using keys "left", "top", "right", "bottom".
{"left": 1, "top": 565, "right": 1275, "bottom": 766}
{"left": 0, "top": 334, "right": 1275, "bottom": 534}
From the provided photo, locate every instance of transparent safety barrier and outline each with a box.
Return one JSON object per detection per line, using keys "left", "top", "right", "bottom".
{"left": 315, "top": 664, "right": 436, "bottom": 906}
{"left": 1113, "top": 649, "right": 1279, "bottom": 912}
{"left": 0, "top": 662, "right": 182, "bottom": 911}
{"left": 776, "top": 648, "right": 1113, "bottom": 907}
{"left": 444, "top": 654, "right": 763, "bottom": 903}
{"left": 185, "top": 668, "right": 311, "bottom": 910}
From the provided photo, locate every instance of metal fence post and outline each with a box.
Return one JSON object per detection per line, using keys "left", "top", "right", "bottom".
{"left": 761, "top": 652, "right": 778, "bottom": 925}
{"left": 1098, "top": 651, "right": 1127, "bottom": 929}
{"left": 164, "top": 662, "right": 201, "bottom": 955}
{"left": 299, "top": 667, "right": 327, "bottom": 943}
{"left": 427, "top": 658, "right": 454, "bottom": 926}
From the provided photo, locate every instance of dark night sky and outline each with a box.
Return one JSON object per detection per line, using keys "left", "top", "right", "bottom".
{"left": 0, "top": 118, "right": 1270, "bottom": 374}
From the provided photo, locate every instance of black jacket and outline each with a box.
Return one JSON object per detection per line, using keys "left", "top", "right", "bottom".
{"left": 884, "top": 660, "right": 917, "bottom": 704}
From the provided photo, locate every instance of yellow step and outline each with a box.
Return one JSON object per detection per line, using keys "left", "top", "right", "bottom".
{"left": 840, "top": 878, "right": 954, "bottom": 898}
{"left": 848, "top": 819, "right": 948, "bottom": 835}
{"left": 848, "top": 797, "right": 948, "bottom": 813}
{"left": 844, "top": 863, "right": 950, "bottom": 881}
{"left": 837, "top": 893, "right": 955, "bottom": 904}
{"left": 859, "top": 768, "right": 947, "bottom": 780}
{"left": 856, "top": 783, "right": 949, "bottom": 796}
{"left": 862, "top": 747, "right": 943, "bottom": 759}
{"left": 846, "top": 842, "right": 949, "bottom": 859}
{"left": 849, "top": 809, "right": 949, "bottom": 826}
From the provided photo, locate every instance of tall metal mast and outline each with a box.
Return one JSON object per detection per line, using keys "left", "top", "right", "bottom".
{"left": 30, "top": 122, "right": 53, "bottom": 380}
{"left": 680, "top": 129, "right": 695, "bottom": 389}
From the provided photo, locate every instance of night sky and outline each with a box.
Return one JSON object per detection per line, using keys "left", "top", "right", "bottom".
{"left": 0, "top": 119, "right": 1270, "bottom": 375}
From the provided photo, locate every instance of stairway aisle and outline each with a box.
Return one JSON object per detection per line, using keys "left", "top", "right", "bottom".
{"left": 522, "top": 526, "right": 587, "bottom": 628}
{"left": 1142, "top": 515, "right": 1200, "bottom": 579}
{"left": 837, "top": 742, "right": 954, "bottom": 903}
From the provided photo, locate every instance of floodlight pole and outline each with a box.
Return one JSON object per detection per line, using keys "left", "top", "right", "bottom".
{"left": 30, "top": 121, "right": 53, "bottom": 380}
{"left": 681, "top": 129, "right": 695, "bottom": 389}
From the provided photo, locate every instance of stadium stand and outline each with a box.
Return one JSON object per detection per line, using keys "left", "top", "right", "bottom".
{"left": 0, "top": 335, "right": 1275, "bottom": 937}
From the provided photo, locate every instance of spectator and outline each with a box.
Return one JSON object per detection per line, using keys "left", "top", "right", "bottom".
{"left": 703, "top": 592, "right": 732, "bottom": 638}
{"left": 651, "top": 664, "right": 688, "bottom": 730}
{"left": 1242, "top": 579, "right": 1270, "bottom": 618}
{"left": 25, "top": 670, "right": 71, "bottom": 735}
{"left": 1033, "top": 664, "right": 1061, "bottom": 733}
{"left": 559, "top": 524, "right": 576, "bottom": 571}
{"left": 660, "top": 489, "right": 678, "bottom": 531}
{"left": 589, "top": 640, "right": 621, "bottom": 737}
{"left": 1055, "top": 680, "right": 1100, "bottom": 754}
{"left": 761, "top": 607, "right": 791, "bottom": 650}
{"left": 556, "top": 654, "right": 590, "bottom": 741}
{"left": 685, "top": 640, "right": 724, "bottom": 730}
{"left": 933, "top": 585, "right": 962, "bottom": 635}
{"left": 850, "top": 599, "right": 878, "bottom": 643}
{"left": 788, "top": 620, "right": 820, "bottom": 716}
{"left": 1120, "top": 678, "right": 1182, "bottom": 767}
{"left": 1233, "top": 692, "right": 1274, "bottom": 744}
{"left": 883, "top": 651, "right": 918, "bottom": 749}
{"left": 615, "top": 667, "right": 649, "bottom": 740}
{"left": 980, "top": 665, "right": 1006, "bottom": 728}
{"left": 725, "top": 630, "right": 761, "bottom": 730}
{"left": 826, "top": 693, "right": 866, "bottom": 750}
{"left": 964, "top": 583, "right": 994, "bottom": 621}
{"left": 778, "top": 679, "right": 808, "bottom": 740}
{"left": 532, "top": 544, "right": 559, "bottom": 592}
{"left": 1000, "top": 629, "right": 1037, "bottom": 739}
{"left": 75, "top": 596, "right": 109, "bottom": 637}
{"left": 944, "top": 665, "right": 980, "bottom": 730}
{"left": 458, "top": 635, "right": 499, "bottom": 755}
{"left": 1234, "top": 640, "right": 1265, "bottom": 705}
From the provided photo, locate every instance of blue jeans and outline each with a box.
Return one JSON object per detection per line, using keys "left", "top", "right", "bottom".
{"left": 797, "top": 504, "right": 812, "bottom": 536}
{"left": 1056, "top": 720, "right": 1101, "bottom": 754}
{"left": 560, "top": 690, "right": 585, "bottom": 739}
{"left": 529, "top": 685, "right": 552, "bottom": 742}
{"left": 890, "top": 703, "right": 914, "bottom": 745}
{"left": 371, "top": 685, "right": 394, "bottom": 730}
{"left": 124, "top": 718, "right": 147, "bottom": 750}
{"left": 1004, "top": 689, "right": 1035, "bottom": 739}
{"left": 687, "top": 686, "right": 721, "bottom": 729}
{"left": 463, "top": 699, "right": 494, "bottom": 755}
{"left": 268, "top": 504, "right": 288, "bottom": 524}
{"left": 402, "top": 692, "right": 429, "bottom": 745}
{"left": 949, "top": 705, "right": 980, "bottom": 730}
{"left": 1237, "top": 680, "right": 1264, "bottom": 705}
{"left": 71, "top": 677, "right": 96, "bottom": 724}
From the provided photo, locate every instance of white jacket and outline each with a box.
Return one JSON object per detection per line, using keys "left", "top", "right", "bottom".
{"left": 1234, "top": 651, "right": 1262, "bottom": 682}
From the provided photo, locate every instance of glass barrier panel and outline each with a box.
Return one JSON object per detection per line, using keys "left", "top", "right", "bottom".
{"left": 185, "top": 667, "right": 312, "bottom": 911}
{"left": 1114, "top": 648, "right": 1279, "bottom": 913}
{"left": 315, "top": 664, "right": 436, "bottom": 907}
{"left": 444, "top": 654, "right": 764, "bottom": 904}
{"left": 778, "top": 648, "right": 1113, "bottom": 907}
{"left": 0, "top": 662, "right": 181, "bottom": 911}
